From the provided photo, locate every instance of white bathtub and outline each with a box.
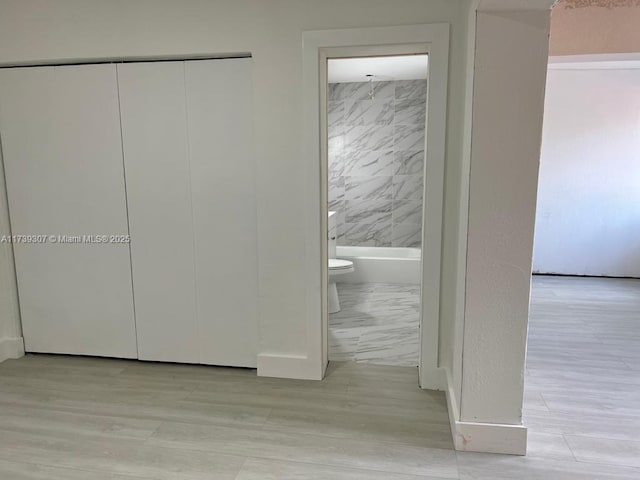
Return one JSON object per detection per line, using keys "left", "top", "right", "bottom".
{"left": 335, "top": 246, "right": 421, "bottom": 284}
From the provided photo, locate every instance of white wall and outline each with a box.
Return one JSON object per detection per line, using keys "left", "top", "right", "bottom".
{"left": 0, "top": 0, "right": 558, "bottom": 455}
{"left": 533, "top": 67, "right": 640, "bottom": 278}
{"left": 0, "top": 0, "right": 473, "bottom": 375}
{"left": 457, "top": 4, "right": 551, "bottom": 454}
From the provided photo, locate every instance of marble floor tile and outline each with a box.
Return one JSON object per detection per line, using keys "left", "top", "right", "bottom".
{"left": 355, "top": 325, "right": 420, "bottom": 367}
{"left": 330, "top": 283, "right": 420, "bottom": 366}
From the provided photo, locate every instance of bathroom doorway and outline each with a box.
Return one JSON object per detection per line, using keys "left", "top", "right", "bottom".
{"left": 324, "top": 54, "right": 429, "bottom": 369}
{"left": 304, "top": 25, "right": 449, "bottom": 386}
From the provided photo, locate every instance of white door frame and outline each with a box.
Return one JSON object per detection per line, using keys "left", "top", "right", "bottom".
{"left": 302, "top": 24, "right": 449, "bottom": 388}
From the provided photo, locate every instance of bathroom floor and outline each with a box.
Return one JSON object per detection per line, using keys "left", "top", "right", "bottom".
{"left": 329, "top": 283, "right": 420, "bottom": 367}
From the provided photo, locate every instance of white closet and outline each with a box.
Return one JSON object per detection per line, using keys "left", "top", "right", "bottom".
{"left": 0, "top": 58, "right": 258, "bottom": 367}
{"left": 117, "top": 62, "right": 199, "bottom": 364}
{"left": 0, "top": 65, "right": 137, "bottom": 358}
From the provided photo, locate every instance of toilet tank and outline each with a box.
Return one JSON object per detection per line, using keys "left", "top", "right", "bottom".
{"left": 328, "top": 211, "right": 337, "bottom": 258}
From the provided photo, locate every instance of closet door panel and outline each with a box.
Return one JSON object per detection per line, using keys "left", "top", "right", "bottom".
{"left": 0, "top": 65, "right": 137, "bottom": 357}
{"left": 117, "top": 62, "right": 198, "bottom": 363}
{"left": 185, "top": 59, "right": 258, "bottom": 367}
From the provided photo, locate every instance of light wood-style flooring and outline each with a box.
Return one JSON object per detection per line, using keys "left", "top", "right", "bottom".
{"left": 0, "top": 275, "right": 638, "bottom": 479}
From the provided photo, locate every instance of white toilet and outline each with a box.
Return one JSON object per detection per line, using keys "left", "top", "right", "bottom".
{"left": 328, "top": 211, "right": 354, "bottom": 314}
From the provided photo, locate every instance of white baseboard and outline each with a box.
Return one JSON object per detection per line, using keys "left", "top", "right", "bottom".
{"left": 445, "top": 369, "right": 461, "bottom": 447}
{"left": 445, "top": 369, "right": 527, "bottom": 455}
{"left": 0, "top": 336, "right": 25, "bottom": 363}
{"left": 257, "top": 353, "right": 322, "bottom": 380}
{"left": 454, "top": 419, "right": 527, "bottom": 455}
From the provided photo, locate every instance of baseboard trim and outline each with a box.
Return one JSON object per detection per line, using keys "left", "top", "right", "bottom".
{"left": 454, "top": 420, "right": 527, "bottom": 455}
{"left": 257, "top": 353, "right": 322, "bottom": 380}
{"left": 445, "top": 369, "right": 461, "bottom": 448}
{"left": 533, "top": 272, "right": 640, "bottom": 280}
{"left": 0, "top": 336, "right": 25, "bottom": 363}
{"left": 445, "top": 369, "right": 527, "bottom": 455}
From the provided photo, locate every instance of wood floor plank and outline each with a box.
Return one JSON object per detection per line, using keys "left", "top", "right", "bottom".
{"left": 0, "top": 275, "right": 638, "bottom": 478}
{"left": 235, "top": 457, "right": 452, "bottom": 480}
{"left": 0, "top": 430, "right": 245, "bottom": 480}
{"left": 0, "top": 458, "right": 153, "bottom": 480}
{"left": 147, "top": 421, "right": 459, "bottom": 478}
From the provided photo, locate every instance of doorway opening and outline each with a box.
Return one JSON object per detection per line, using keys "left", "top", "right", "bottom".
{"left": 324, "top": 54, "right": 428, "bottom": 370}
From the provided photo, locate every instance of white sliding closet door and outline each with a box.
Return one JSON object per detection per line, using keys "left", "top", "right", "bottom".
{"left": 0, "top": 65, "right": 137, "bottom": 357}
{"left": 185, "top": 59, "right": 258, "bottom": 367}
{"left": 117, "top": 62, "right": 198, "bottom": 363}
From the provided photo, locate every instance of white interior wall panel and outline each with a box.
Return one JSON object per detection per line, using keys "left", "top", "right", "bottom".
{"left": 533, "top": 67, "right": 640, "bottom": 277}
{"left": 0, "top": 65, "right": 137, "bottom": 357}
{"left": 117, "top": 62, "right": 199, "bottom": 363}
{"left": 185, "top": 59, "right": 258, "bottom": 367}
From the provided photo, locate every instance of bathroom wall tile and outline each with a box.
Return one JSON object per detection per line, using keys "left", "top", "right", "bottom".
{"left": 328, "top": 151, "right": 345, "bottom": 178}
{"left": 394, "top": 124, "right": 425, "bottom": 151}
{"left": 395, "top": 98, "right": 426, "bottom": 126}
{"left": 328, "top": 195, "right": 343, "bottom": 211}
{"left": 395, "top": 80, "right": 427, "bottom": 101}
{"left": 366, "top": 81, "right": 395, "bottom": 100}
{"left": 328, "top": 203, "right": 345, "bottom": 238}
{"left": 393, "top": 151, "right": 424, "bottom": 176}
{"left": 392, "top": 224, "right": 422, "bottom": 248}
{"left": 347, "top": 211, "right": 392, "bottom": 230}
{"left": 343, "top": 150, "right": 394, "bottom": 177}
{"left": 345, "top": 176, "right": 392, "bottom": 201}
{"left": 345, "top": 199, "right": 392, "bottom": 224}
{"left": 328, "top": 83, "right": 344, "bottom": 101}
{"left": 328, "top": 83, "right": 353, "bottom": 101}
{"left": 345, "top": 98, "right": 394, "bottom": 126}
{"left": 345, "top": 124, "right": 395, "bottom": 152}
{"left": 328, "top": 131, "right": 345, "bottom": 155}
{"left": 328, "top": 100, "right": 344, "bottom": 130}
{"left": 393, "top": 175, "right": 423, "bottom": 200}
{"left": 392, "top": 199, "right": 423, "bottom": 225}
{"left": 329, "top": 176, "right": 345, "bottom": 204}
{"left": 330, "top": 81, "right": 395, "bottom": 101}
{"left": 343, "top": 220, "right": 392, "bottom": 247}
{"left": 328, "top": 79, "right": 427, "bottom": 248}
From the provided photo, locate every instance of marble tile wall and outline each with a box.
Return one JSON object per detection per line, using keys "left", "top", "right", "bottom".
{"left": 328, "top": 79, "right": 426, "bottom": 247}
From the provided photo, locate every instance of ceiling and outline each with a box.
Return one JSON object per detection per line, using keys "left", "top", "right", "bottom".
{"left": 327, "top": 55, "right": 428, "bottom": 84}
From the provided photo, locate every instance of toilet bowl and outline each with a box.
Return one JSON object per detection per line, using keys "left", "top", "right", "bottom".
{"left": 328, "top": 258, "right": 354, "bottom": 314}
{"left": 328, "top": 211, "right": 354, "bottom": 314}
